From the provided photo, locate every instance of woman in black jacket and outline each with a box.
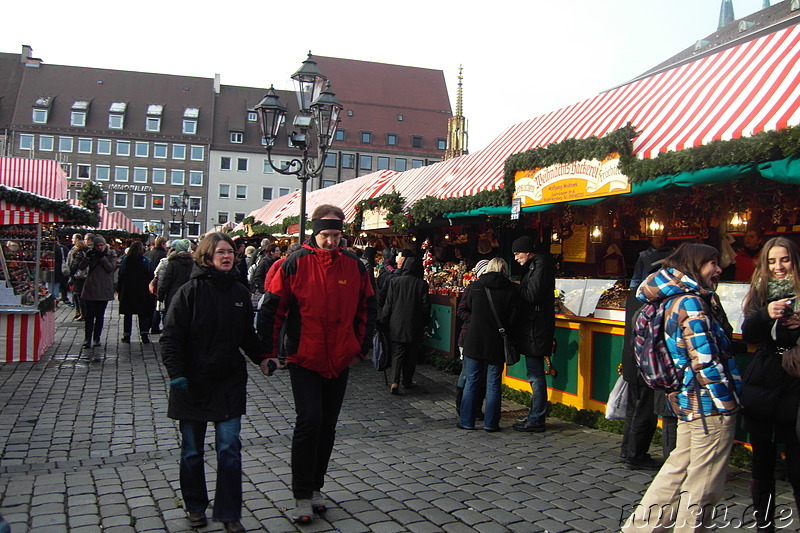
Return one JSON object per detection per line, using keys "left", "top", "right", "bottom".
{"left": 157, "top": 239, "right": 194, "bottom": 315}
{"left": 459, "top": 258, "right": 521, "bottom": 432}
{"left": 117, "top": 241, "right": 155, "bottom": 344}
{"left": 379, "top": 256, "right": 431, "bottom": 394}
{"left": 160, "top": 232, "right": 275, "bottom": 533}
{"left": 740, "top": 236, "right": 800, "bottom": 531}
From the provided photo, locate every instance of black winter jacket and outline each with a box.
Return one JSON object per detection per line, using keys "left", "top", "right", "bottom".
{"left": 517, "top": 253, "right": 556, "bottom": 357}
{"left": 462, "top": 272, "right": 521, "bottom": 364}
{"left": 160, "top": 265, "right": 266, "bottom": 422}
{"left": 379, "top": 257, "right": 430, "bottom": 344}
{"left": 157, "top": 252, "right": 194, "bottom": 312}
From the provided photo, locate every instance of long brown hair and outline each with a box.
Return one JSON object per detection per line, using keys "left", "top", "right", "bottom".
{"left": 744, "top": 236, "right": 800, "bottom": 309}
{"left": 662, "top": 243, "right": 720, "bottom": 289}
{"left": 126, "top": 240, "right": 144, "bottom": 261}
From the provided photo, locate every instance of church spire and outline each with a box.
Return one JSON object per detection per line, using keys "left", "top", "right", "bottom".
{"left": 445, "top": 65, "right": 468, "bottom": 160}
{"left": 718, "top": 0, "right": 735, "bottom": 28}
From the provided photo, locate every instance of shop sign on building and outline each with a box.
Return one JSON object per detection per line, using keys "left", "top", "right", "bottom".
{"left": 513, "top": 155, "right": 631, "bottom": 207}
{"left": 361, "top": 208, "right": 389, "bottom": 230}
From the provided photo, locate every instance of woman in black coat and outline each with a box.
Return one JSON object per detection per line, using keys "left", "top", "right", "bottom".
{"left": 117, "top": 241, "right": 155, "bottom": 344}
{"left": 160, "top": 232, "right": 274, "bottom": 532}
{"left": 379, "top": 256, "right": 431, "bottom": 394}
{"left": 459, "top": 258, "right": 521, "bottom": 432}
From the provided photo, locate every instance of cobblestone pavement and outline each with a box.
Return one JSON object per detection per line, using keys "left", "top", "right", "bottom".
{"left": 0, "top": 301, "right": 795, "bottom": 532}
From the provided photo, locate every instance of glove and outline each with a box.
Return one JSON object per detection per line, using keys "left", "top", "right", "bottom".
{"left": 169, "top": 377, "right": 189, "bottom": 392}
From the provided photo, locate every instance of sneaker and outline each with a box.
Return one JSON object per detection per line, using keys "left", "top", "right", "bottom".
{"left": 292, "top": 499, "right": 313, "bottom": 524}
{"left": 187, "top": 511, "right": 207, "bottom": 529}
{"left": 311, "top": 491, "right": 328, "bottom": 513}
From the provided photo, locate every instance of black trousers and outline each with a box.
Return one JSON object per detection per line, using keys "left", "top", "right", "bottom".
{"left": 391, "top": 340, "right": 420, "bottom": 387}
{"left": 288, "top": 363, "right": 349, "bottom": 500}
{"left": 621, "top": 377, "right": 657, "bottom": 461}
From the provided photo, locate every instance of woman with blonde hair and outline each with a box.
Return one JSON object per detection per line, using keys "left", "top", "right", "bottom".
{"left": 740, "top": 236, "right": 800, "bottom": 532}
{"left": 458, "top": 257, "right": 521, "bottom": 432}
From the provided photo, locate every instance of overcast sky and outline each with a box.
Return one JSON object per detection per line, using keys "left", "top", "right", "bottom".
{"left": 2, "top": 0, "right": 772, "bottom": 151}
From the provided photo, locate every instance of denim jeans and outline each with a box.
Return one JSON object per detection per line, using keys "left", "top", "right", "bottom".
{"left": 524, "top": 355, "right": 547, "bottom": 425}
{"left": 289, "top": 363, "right": 349, "bottom": 499}
{"left": 460, "top": 357, "right": 503, "bottom": 430}
{"left": 179, "top": 418, "right": 242, "bottom": 522}
{"left": 83, "top": 300, "right": 108, "bottom": 343}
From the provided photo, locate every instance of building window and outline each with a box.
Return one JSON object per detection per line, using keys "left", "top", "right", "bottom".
{"left": 116, "top": 141, "right": 130, "bottom": 156}
{"left": 77, "top": 138, "right": 92, "bottom": 154}
{"left": 97, "top": 139, "right": 111, "bottom": 155}
{"left": 279, "top": 188, "right": 290, "bottom": 197}
{"left": 230, "top": 132, "right": 243, "bottom": 144}
{"left": 152, "top": 195, "right": 165, "bottom": 210}
{"left": 219, "top": 184, "right": 230, "bottom": 199}
{"left": 377, "top": 156, "right": 390, "bottom": 170}
{"left": 186, "top": 223, "right": 201, "bottom": 237}
{"left": 412, "top": 159, "right": 425, "bottom": 169}
{"left": 133, "top": 167, "right": 148, "bottom": 183}
{"left": 146, "top": 117, "right": 161, "bottom": 132}
{"left": 395, "top": 158, "right": 407, "bottom": 172}
{"left": 322, "top": 180, "right": 336, "bottom": 188}
{"left": 109, "top": 114, "right": 124, "bottom": 129}
{"left": 39, "top": 136, "right": 54, "bottom": 151}
{"left": 335, "top": 130, "right": 345, "bottom": 142}
{"left": 132, "top": 193, "right": 147, "bottom": 209}
{"left": 341, "top": 154, "right": 355, "bottom": 169}
{"left": 170, "top": 169, "right": 185, "bottom": 186}
{"left": 153, "top": 143, "right": 168, "bottom": 158}
{"left": 18, "top": 134, "right": 34, "bottom": 151}
{"left": 217, "top": 212, "right": 229, "bottom": 224}
{"left": 262, "top": 160, "right": 274, "bottom": 173}
{"left": 152, "top": 168, "right": 166, "bottom": 184}
{"left": 359, "top": 155, "right": 372, "bottom": 171}
{"left": 324, "top": 153, "right": 337, "bottom": 167}
{"left": 134, "top": 141, "right": 149, "bottom": 157}
{"left": 386, "top": 134, "right": 398, "bottom": 146}
{"left": 221, "top": 156, "right": 232, "bottom": 170}
{"left": 183, "top": 120, "right": 197, "bottom": 135}
{"left": 437, "top": 138, "right": 446, "bottom": 150}
{"left": 189, "top": 197, "right": 201, "bottom": 213}
{"left": 247, "top": 111, "right": 257, "bottom": 122}
{"left": 113, "top": 193, "right": 127, "bottom": 208}
{"left": 95, "top": 165, "right": 110, "bottom": 181}
{"left": 360, "top": 132, "right": 372, "bottom": 144}
{"left": 59, "top": 137, "right": 73, "bottom": 152}
{"left": 259, "top": 187, "right": 273, "bottom": 202}
{"left": 114, "top": 166, "right": 129, "bottom": 182}
{"left": 60, "top": 163, "right": 71, "bottom": 178}
{"left": 32, "top": 108, "right": 48, "bottom": 124}
{"left": 236, "top": 185, "right": 247, "bottom": 200}
{"left": 131, "top": 219, "right": 145, "bottom": 232}
{"left": 189, "top": 170, "right": 203, "bottom": 186}
{"left": 70, "top": 111, "right": 86, "bottom": 127}
{"left": 76, "top": 164, "right": 91, "bottom": 179}
{"left": 411, "top": 136, "right": 423, "bottom": 149}
{"left": 172, "top": 144, "right": 186, "bottom": 160}
{"left": 190, "top": 145, "right": 204, "bottom": 161}
{"left": 237, "top": 158, "right": 248, "bottom": 172}
{"left": 234, "top": 213, "right": 245, "bottom": 223}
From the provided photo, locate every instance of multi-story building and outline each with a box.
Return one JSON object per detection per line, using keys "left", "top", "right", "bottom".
{"left": 0, "top": 46, "right": 452, "bottom": 234}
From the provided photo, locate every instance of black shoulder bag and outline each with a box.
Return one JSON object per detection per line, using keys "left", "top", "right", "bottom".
{"left": 485, "top": 287, "right": 520, "bottom": 366}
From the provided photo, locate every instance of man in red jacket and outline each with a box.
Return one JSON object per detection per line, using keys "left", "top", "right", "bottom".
{"left": 258, "top": 204, "right": 376, "bottom": 525}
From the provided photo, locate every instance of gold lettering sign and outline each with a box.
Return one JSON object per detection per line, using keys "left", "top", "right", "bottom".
{"left": 513, "top": 154, "right": 631, "bottom": 207}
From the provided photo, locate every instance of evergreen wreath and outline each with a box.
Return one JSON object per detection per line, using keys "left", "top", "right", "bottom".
{"left": 350, "top": 191, "right": 410, "bottom": 234}
{"left": 0, "top": 185, "right": 99, "bottom": 227}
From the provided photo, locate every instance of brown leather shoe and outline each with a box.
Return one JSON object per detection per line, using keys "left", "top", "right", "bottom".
{"left": 223, "top": 521, "right": 245, "bottom": 532}
{"left": 187, "top": 511, "right": 207, "bottom": 529}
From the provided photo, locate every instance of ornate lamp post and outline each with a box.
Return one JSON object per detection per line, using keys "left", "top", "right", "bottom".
{"left": 254, "top": 52, "right": 343, "bottom": 239}
{"left": 170, "top": 187, "right": 197, "bottom": 238}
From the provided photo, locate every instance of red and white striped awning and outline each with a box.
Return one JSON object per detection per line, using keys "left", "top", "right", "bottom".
{"left": 0, "top": 199, "right": 70, "bottom": 225}
{"left": 66, "top": 199, "right": 139, "bottom": 232}
{"left": 0, "top": 157, "right": 67, "bottom": 199}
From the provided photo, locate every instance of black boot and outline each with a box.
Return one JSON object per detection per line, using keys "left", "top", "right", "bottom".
{"left": 750, "top": 478, "right": 776, "bottom": 532}
{"left": 455, "top": 386, "right": 463, "bottom": 416}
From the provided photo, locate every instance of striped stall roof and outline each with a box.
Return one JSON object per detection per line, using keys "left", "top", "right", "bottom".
{"left": 0, "top": 200, "right": 69, "bottom": 225}
{"left": 66, "top": 200, "right": 139, "bottom": 232}
{"left": 0, "top": 157, "right": 68, "bottom": 199}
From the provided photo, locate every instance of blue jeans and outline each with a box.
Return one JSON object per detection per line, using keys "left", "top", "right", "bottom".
{"left": 524, "top": 355, "right": 547, "bottom": 425}
{"left": 179, "top": 418, "right": 242, "bottom": 522}
{"left": 460, "top": 357, "right": 503, "bottom": 430}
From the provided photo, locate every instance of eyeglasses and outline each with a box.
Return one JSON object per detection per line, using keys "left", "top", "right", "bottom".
{"left": 214, "top": 249, "right": 235, "bottom": 256}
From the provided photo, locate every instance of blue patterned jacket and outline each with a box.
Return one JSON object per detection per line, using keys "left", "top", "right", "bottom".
{"left": 637, "top": 267, "right": 741, "bottom": 421}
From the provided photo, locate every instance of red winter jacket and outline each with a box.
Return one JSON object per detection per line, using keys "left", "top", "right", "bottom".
{"left": 258, "top": 243, "right": 377, "bottom": 378}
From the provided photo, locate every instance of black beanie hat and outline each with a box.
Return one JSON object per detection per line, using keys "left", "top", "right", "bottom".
{"left": 511, "top": 236, "right": 536, "bottom": 253}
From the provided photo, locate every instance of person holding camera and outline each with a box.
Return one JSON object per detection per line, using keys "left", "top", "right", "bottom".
{"left": 78, "top": 235, "right": 117, "bottom": 349}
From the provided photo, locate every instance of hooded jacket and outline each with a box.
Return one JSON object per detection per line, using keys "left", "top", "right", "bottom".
{"left": 258, "top": 241, "right": 377, "bottom": 379}
{"left": 379, "top": 256, "right": 430, "bottom": 344}
{"left": 637, "top": 268, "right": 741, "bottom": 421}
{"left": 462, "top": 271, "right": 521, "bottom": 364}
{"left": 160, "top": 265, "right": 266, "bottom": 421}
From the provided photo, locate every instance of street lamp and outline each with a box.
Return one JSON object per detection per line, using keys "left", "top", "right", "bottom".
{"left": 170, "top": 187, "right": 197, "bottom": 238}
{"left": 254, "top": 52, "right": 343, "bottom": 240}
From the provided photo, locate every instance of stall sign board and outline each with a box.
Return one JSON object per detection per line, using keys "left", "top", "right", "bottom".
{"left": 362, "top": 208, "right": 389, "bottom": 231}
{"left": 562, "top": 224, "right": 589, "bottom": 263}
{"left": 513, "top": 155, "right": 631, "bottom": 208}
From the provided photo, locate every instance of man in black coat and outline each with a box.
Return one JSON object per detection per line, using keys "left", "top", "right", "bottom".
{"left": 379, "top": 256, "right": 431, "bottom": 394}
{"left": 252, "top": 243, "right": 281, "bottom": 294}
{"left": 511, "top": 236, "right": 555, "bottom": 433}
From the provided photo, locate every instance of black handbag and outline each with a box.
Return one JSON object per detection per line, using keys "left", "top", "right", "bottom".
{"left": 485, "top": 287, "right": 520, "bottom": 366}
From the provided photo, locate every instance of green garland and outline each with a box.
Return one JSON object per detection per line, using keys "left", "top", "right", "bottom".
{"left": 409, "top": 188, "right": 510, "bottom": 224}
{"left": 77, "top": 181, "right": 104, "bottom": 215}
{"left": 350, "top": 191, "right": 410, "bottom": 234}
{"left": 0, "top": 185, "right": 99, "bottom": 227}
